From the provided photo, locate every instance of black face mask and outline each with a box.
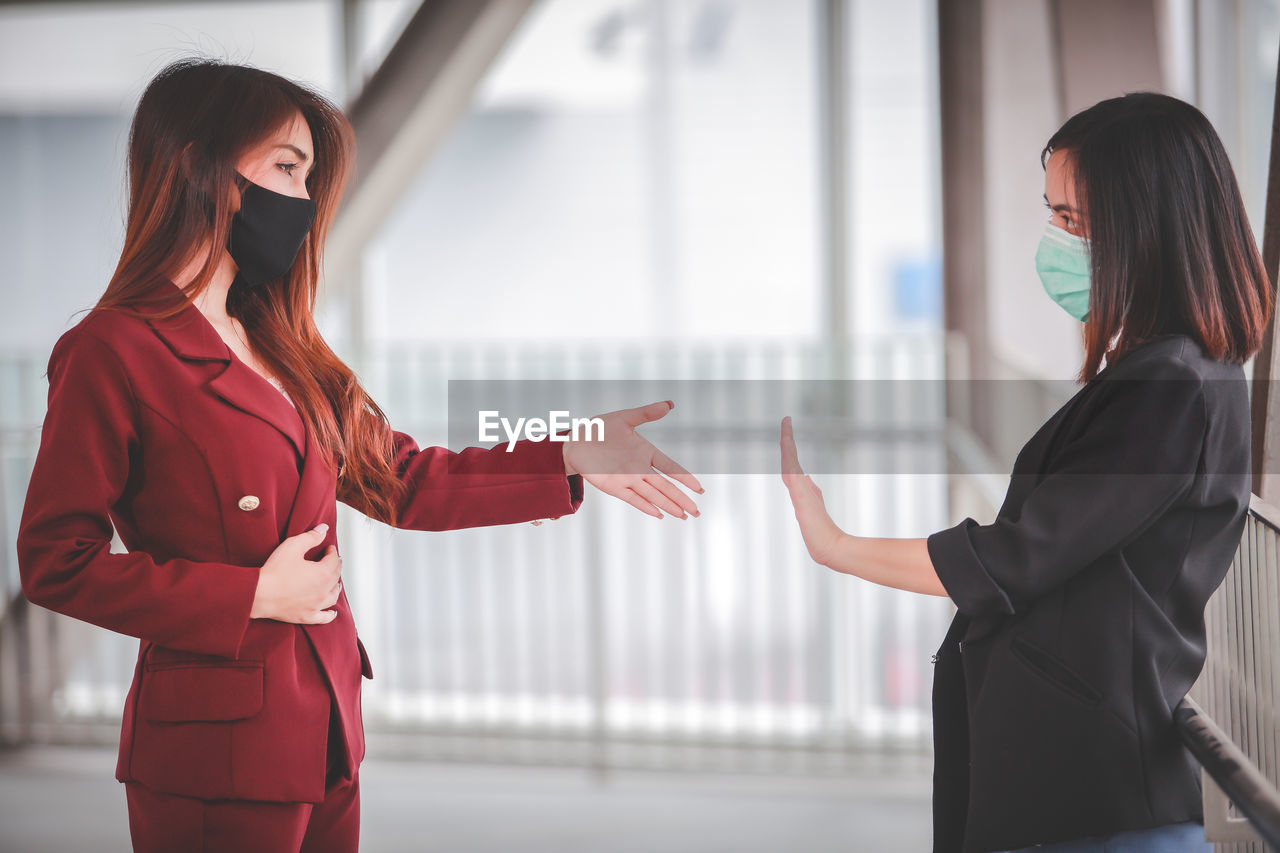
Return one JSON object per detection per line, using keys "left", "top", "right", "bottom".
{"left": 226, "top": 173, "right": 317, "bottom": 291}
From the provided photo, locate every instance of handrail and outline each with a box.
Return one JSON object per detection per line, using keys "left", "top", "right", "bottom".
{"left": 1249, "top": 491, "right": 1280, "bottom": 531}
{"left": 1175, "top": 695, "right": 1280, "bottom": 850}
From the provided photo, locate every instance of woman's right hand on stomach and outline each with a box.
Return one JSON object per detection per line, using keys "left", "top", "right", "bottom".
{"left": 250, "top": 523, "right": 343, "bottom": 624}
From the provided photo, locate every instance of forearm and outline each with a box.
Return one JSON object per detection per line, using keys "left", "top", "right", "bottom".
{"left": 19, "top": 543, "right": 260, "bottom": 658}
{"left": 388, "top": 432, "right": 584, "bottom": 530}
{"left": 821, "top": 533, "right": 950, "bottom": 598}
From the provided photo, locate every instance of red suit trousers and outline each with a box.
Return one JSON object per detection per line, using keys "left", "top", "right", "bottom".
{"left": 124, "top": 700, "right": 359, "bottom": 853}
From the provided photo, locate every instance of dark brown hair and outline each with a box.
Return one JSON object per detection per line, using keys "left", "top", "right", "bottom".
{"left": 94, "top": 57, "right": 408, "bottom": 524}
{"left": 1042, "top": 91, "right": 1272, "bottom": 382}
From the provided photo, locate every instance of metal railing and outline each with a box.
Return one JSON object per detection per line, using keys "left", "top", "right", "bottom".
{"left": 1176, "top": 696, "right": 1280, "bottom": 851}
{"left": 7, "top": 330, "right": 1278, "bottom": 832}
{"left": 0, "top": 335, "right": 958, "bottom": 775}
{"left": 1184, "top": 494, "right": 1280, "bottom": 851}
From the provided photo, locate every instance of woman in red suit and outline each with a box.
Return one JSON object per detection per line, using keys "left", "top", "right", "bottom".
{"left": 16, "top": 58, "right": 702, "bottom": 853}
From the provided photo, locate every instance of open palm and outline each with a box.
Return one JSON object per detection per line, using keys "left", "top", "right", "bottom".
{"left": 780, "top": 415, "right": 843, "bottom": 565}
{"left": 564, "top": 400, "right": 704, "bottom": 519}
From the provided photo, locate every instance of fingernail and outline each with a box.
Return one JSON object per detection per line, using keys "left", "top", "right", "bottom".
{"left": 317, "top": 523, "right": 329, "bottom": 533}
{"left": 667, "top": 400, "right": 674, "bottom": 409}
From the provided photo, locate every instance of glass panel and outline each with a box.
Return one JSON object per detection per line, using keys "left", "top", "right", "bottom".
{"left": 848, "top": 0, "right": 941, "bottom": 337}
{"left": 363, "top": 0, "right": 823, "bottom": 345}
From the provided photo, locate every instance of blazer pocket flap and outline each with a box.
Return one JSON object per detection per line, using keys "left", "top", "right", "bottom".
{"left": 1010, "top": 636, "right": 1101, "bottom": 706}
{"left": 357, "top": 637, "right": 373, "bottom": 680}
{"left": 143, "top": 662, "right": 264, "bottom": 722}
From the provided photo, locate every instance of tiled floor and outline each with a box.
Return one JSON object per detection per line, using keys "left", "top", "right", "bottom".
{"left": 0, "top": 747, "right": 932, "bottom": 852}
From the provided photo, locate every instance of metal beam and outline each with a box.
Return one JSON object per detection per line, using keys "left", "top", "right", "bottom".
{"left": 1046, "top": 0, "right": 1164, "bottom": 119}
{"left": 818, "top": 0, "right": 850, "bottom": 347}
{"left": 323, "top": 0, "right": 536, "bottom": 301}
{"left": 340, "top": 0, "right": 362, "bottom": 103}
{"left": 937, "top": 0, "right": 989, "bottom": 386}
{"left": 1251, "top": 35, "right": 1280, "bottom": 501}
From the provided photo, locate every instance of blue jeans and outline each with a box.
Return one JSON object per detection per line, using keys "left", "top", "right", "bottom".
{"left": 995, "top": 821, "right": 1211, "bottom": 852}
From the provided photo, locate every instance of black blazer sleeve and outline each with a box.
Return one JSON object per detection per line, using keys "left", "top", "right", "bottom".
{"left": 926, "top": 358, "right": 1207, "bottom": 617}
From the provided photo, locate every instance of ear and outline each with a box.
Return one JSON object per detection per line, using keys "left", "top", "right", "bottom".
{"left": 178, "top": 141, "right": 219, "bottom": 203}
{"left": 228, "top": 171, "right": 252, "bottom": 216}
{"left": 181, "top": 144, "right": 244, "bottom": 222}
{"left": 178, "top": 143, "right": 217, "bottom": 225}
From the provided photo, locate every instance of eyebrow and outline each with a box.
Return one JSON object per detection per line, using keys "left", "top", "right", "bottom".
{"left": 1043, "top": 193, "right": 1076, "bottom": 213}
{"left": 274, "top": 144, "right": 315, "bottom": 174}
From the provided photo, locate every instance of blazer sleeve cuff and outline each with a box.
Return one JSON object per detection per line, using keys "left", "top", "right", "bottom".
{"left": 220, "top": 564, "right": 262, "bottom": 660}
{"left": 503, "top": 435, "right": 585, "bottom": 519}
{"left": 927, "top": 518, "right": 1015, "bottom": 617}
{"left": 142, "top": 560, "right": 262, "bottom": 660}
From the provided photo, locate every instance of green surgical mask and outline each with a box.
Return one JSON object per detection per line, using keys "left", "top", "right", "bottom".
{"left": 1035, "top": 221, "right": 1091, "bottom": 322}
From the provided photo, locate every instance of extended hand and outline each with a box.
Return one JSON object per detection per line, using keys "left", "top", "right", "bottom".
{"left": 780, "top": 416, "right": 843, "bottom": 565}
{"left": 563, "top": 400, "right": 704, "bottom": 519}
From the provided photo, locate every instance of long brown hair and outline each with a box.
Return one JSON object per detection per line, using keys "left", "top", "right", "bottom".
{"left": 1041, "top": 92, "right": 1273, "bottom": 383}
{"left": 95, "top": 57, "right": 407, "bottom": 525}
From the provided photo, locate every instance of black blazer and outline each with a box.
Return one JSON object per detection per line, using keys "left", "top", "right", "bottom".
{"left": 926, "top": 333, "right": 1251, "bottom": 853}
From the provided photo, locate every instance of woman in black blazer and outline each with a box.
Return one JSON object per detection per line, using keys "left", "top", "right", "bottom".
{"left": 780, "top": 92, "right": 1272, "bottom": 853}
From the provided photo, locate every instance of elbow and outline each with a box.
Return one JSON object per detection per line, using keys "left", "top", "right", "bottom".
{"left": 924, "top": 574, "right": 952, "bottom": 599}
{"left": 16, "top": 535, "right": 38, "bottom": 601}
{"left": 16, "top": 537, "right": 69, "bottom": 612}
{"left": 17, "top": 551, "right": 55, "bottom": 609}
{"left": 18, "top": 557, "right": 53, "bottom": 610}
{"left": 935, "top": 563, "right": 1018, "bottom": 617}
{"left": 927, "top": 526, "right": 1019, "bottom": 616}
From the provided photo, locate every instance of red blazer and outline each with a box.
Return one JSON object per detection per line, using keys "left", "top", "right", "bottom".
{"left": 16, "top": 275, "right": 584, "bottom": 803}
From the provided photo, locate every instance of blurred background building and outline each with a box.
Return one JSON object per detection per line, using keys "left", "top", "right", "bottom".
{"left": 0, "top": 1, "right": 1278, "bottom": 851}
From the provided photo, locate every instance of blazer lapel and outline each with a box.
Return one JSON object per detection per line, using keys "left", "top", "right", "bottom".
{"left": 207, "top": 361, "right": 307, "bottom": 459}
{"left": 141, "top": 277, "right": 307, "bottom": 459}
{"left": 282, "top": 422, "right": 336, "bottom": 537}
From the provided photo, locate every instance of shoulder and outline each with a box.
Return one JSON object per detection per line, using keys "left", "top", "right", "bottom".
{"left": 1101, "top": 334, "right": 1247, "bottom": 420}
{"left": 48, "top": 306, "right": 159, "bottom": 369}
{"left": 44, "top": 308, "right": 159, "bottom": 399}
{"left": 1068, "top": 337, "right": 1206, "bottom": 442}
{"left": 1105, "top": 333, "right": 1241, "bottom": 383}
{"left": 1094, "top": 337, "right": 1205, "bottom": 412}
{"left": 1093, "top": 333, "right": 1254, "bottom": 438}
{"left": 72, "top": 306, "right": 155, "bottom": 349}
